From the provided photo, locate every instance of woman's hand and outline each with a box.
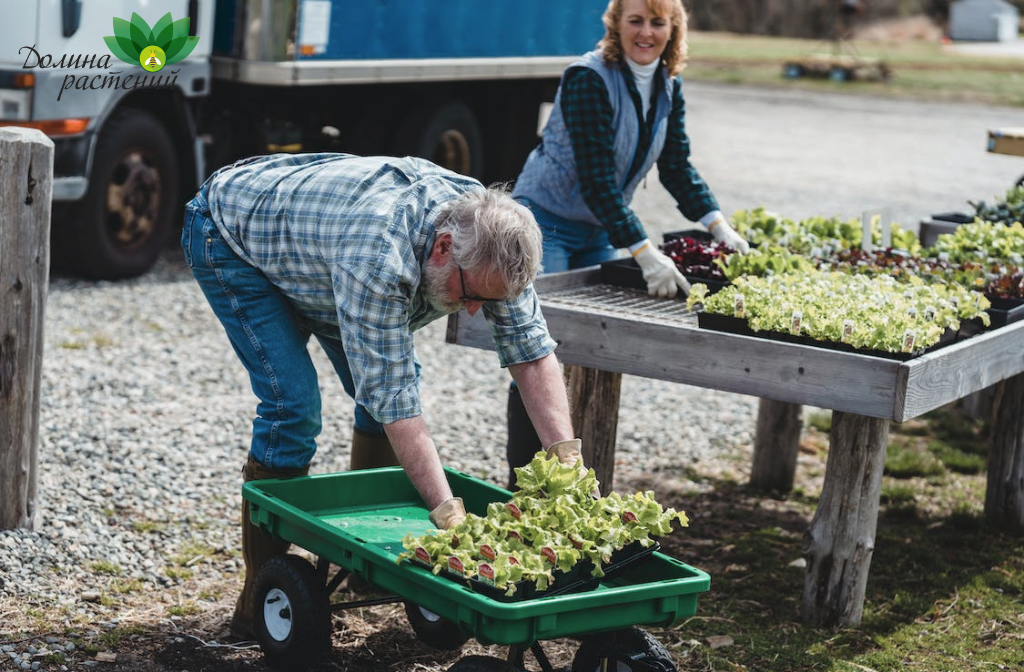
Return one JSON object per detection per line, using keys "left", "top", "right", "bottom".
{"left": 708, "top": 216, "right": 751, "bottom": 254}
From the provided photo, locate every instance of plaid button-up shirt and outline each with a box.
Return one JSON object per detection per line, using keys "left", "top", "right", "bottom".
{"left": 560, "top": 64, "right": 719, "bottom": 249}
{"left": 206, "top": 153, "right": 555, "bottom": 424}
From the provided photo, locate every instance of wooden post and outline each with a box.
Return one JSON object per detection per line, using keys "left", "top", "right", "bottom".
{"left": 986, "top": 373, "right": 1024, "bottom": 532}
{"left": 750, "top": 398, "right": 803, "bottom": 493}
{"left": 801, "top": 411, "right": 888, "bottom": 627}
{"left": 0, "top": 127, "right": 53, "bottom": 531}
{"left": 564, "top": 364, "right": 621, "bottom": 496}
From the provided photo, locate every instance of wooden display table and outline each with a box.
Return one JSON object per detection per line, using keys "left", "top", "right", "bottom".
{"left": 446, "top": 268, "right": 1024, "bottom": 627}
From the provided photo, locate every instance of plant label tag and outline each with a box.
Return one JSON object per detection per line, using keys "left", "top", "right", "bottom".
{"left": 925, "top": 306, "right": 936, "bottom": 321}
{"left": 480, "top": 544, "right": 496, "bottom": 561}
{"left": 478, "top": 562, "right": 495, "bottom": 586}
{"left": 906, "top": 307, "right": 917, "bottom": 319}
{"left": 451, "top": 534, "right": 460, "bottom": 548}
{"left": 508, "top": 555, "right": 521, "bottom": 565}
{"left": 902, "top": 329, "right": 916, "bottom": 353}
{"left": 568, "top": 535, "right": 584, "bottom": 550}
{"left": 622, "top": 511, "right": 638, "bottom": 523}
{"left": 414, "top": 547, "right": 431, "bottom": 565}
{"left": 448, "top": 556, "right": 465, "bottom": 576}
{"left": 506, "top": 503, "right": 522, "bottom": 519}
{"left": 541, "top": 547, "right": 557, "bottom": 565}
{"left": 842, "top": 319, "right": 853, "bottom": 342}
{"left": 734, "top": 294, "right": 745, "bottom": 318}
{"left": 861, "top": 212, "right": 874, "bottom": 253}
{"left": 790, "top": 311, "right": 803, "bottom": 336}
{"left": 507, "top": 530, "right": 522, "bottom": 542}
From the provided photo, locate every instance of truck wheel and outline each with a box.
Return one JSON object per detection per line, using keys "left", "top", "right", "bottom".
{"left": 253, "top": 555, "right": 332, "bottom": 672}
{"left": 572, "top": 627, "right": 676, "bottom": 672}
{"left": 394, "top": 102, "right": 483, "bottom": 178}
{"left": 72, "top": 108, "right": 179, "bottom": 279}
{"left": 403, "top": 600, "right": 470, "bottom": 650}
{"left": 446, "top": 655, "right": 518, "bottom": 671}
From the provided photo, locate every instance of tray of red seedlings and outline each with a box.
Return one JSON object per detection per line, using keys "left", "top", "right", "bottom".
{"left": 600, "top": 230, "right": 732, "bottom": 294}
{"left": 985, "top": 273, "right": 1024, "bottom": 328}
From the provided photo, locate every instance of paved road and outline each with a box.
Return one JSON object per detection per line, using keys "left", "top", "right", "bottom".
{"left": 633, "top": 81, "right": 1024, "bottom": 236}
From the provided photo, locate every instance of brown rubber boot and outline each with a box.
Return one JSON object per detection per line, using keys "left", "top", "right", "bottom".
{"left": 349, "top": 428, "right": 400, "bottom": 470}
{"left": 229, "top": 456, "right": 310, "bottom": 641}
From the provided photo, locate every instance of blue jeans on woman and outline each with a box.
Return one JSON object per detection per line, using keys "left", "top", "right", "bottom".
{"left": 181, "top": 187, "right": 388, "bottom": 470}
{"left": 519, "top": 199, "right": 622, "bottom": 273}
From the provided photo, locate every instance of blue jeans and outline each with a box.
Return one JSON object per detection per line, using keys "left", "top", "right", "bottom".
{"left": 181, "top": 188, "right": 385, "bottom": 470}
{"left": 520, "top": 199, "right": 622, "bottom": 273}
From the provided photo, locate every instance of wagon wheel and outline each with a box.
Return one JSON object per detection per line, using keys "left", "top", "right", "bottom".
{"left": 253, "top": 554, "right": 332, "bottom": 672}
{"left": 403, "top": 600, "right": 470, "bottom": 650}
{"left": 446, "top": 654, "right": 519, "bottom": 671}
{"left": 572, "top": 627, "right": 676, "bottom": 672}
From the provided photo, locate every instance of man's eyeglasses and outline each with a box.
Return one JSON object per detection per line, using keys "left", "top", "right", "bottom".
{"left": 458, "top": 266, "right": 489, "bottom": 303}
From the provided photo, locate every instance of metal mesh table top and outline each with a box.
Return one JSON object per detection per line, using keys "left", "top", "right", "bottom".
{"left": 540, "top": 283, "right": 698, "bottom": 328}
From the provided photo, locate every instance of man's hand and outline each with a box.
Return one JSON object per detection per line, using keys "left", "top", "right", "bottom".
{"left": 429, "top": 497, "right": 466, "bottom": 529}
{"left": 546, "top": 439, "right": 600, "bottom": 497}
{"left": 546, "top": 438, "right": 583, "bottom": 464}
{"left": 633, "top": 241, "right": 691, "bottom": 298}
{"left": 708, "top": 216, "right": 751, "bottom": 254}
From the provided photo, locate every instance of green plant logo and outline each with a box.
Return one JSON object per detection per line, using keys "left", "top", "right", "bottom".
{"left": 104, "top": 13, "right": 199, "bottom": 72}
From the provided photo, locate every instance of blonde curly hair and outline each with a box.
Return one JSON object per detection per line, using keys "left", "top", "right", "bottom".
{"left": 597, "top": 0, "right": 688, "bottom": 76}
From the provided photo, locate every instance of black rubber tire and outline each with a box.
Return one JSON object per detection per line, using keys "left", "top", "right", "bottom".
{"left": 69, "top": 107, "right": 179, "bottom": 279}
{"left": 253, "top": 554, "right": 332, "bottom": 672}
{"left": 829, "top": 66, "right": 852, "bottom": 82}
{"left": 393, "top": 101, "right": 483, "bottom": 178}
{"left": 403, "top": 600, "right": 470, "bottom": 650}
{"left": 572, "top": 627, "right": 676, "bottom": 672}
{"left": 446, "top": 654, "right": 519, "bottom": 672}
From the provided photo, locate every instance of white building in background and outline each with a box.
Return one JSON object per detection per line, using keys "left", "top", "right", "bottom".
{"left": 949, "top": 0, "right": 1020, "bottom": 42}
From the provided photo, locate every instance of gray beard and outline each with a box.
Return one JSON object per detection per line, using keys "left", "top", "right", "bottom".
{"left": 423, "top": 258, "right": 463, "bottom": 314}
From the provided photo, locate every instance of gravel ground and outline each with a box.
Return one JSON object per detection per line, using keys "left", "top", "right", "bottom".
{"left": 2, "top": 81, "right": 1022, "bottom": 669}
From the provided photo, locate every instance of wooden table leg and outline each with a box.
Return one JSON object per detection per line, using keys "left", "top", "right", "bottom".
{"left": 750, "top": 399, "right": 803, "bottom": 493}
{"left": 564, "top": 364, "right": 622, "bottom": 496}
{"left": 801, "top": 410, "right": 889, "bottom": 627}
{"left": 986, "top": 372, "right": 1024, "bottom": 533}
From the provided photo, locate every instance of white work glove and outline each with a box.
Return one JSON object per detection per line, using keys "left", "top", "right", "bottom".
{"left": 632, "top": 240, "right": 691, "bottom": 299}
{"left": 707, "top": 215, "right": 750, "bottom": 254}
{"left": 429, "top": 497, "right": 466, "bottom": 530}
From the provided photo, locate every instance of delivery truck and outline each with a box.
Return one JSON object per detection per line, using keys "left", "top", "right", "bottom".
{"left": 0, "top": 0, "right": 602, "bottom": 279}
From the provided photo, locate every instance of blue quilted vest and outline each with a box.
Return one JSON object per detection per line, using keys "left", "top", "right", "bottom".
{"left": 513, "top": 49, "right": 673, "bottom": 226}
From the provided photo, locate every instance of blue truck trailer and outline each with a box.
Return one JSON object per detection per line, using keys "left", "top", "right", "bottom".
{"left": 0, "top": 0, "right": 603, "bottom": 279}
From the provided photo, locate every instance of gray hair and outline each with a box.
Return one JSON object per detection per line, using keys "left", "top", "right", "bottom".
{"left": 436, "top": 186, "right": 542, "bottom": 297}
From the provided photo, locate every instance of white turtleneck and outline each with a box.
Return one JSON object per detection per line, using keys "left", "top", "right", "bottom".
{"left": 625, "top": 56, "right": 660, "bottom": 118}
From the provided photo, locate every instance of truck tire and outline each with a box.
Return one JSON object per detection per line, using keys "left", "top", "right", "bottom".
{"left": 394, "top": 101, "right": 483, "bottom": 179}
{"left": 70, "top": 108, "right": 179, "bottom": 280}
